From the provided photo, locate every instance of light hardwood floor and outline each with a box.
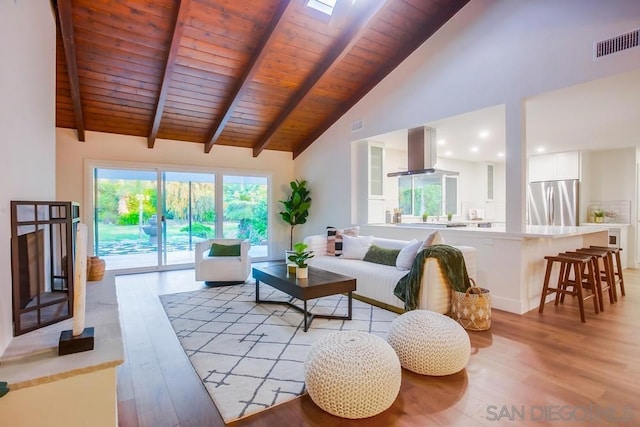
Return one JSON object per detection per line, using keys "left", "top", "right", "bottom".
{"left": 116, "top": 268, "right": 640, "bottom": 426}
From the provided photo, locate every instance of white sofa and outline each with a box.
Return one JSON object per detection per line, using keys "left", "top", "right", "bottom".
{"left": 303, "top": 234, "right": 476, "bottom": 314}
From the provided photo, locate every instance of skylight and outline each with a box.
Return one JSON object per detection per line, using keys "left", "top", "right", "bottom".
{"left": 307, "top": 0, "right": 356, "bottom": 16}
{"left": 307, "top": 0, "right": 338, "bottom": 16}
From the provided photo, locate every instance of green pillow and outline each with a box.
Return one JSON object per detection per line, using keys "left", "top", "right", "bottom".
{"left": 363, "top": 245, "right": 401, "bottom": 266}
{"left": 209, "top": 243, "right": 241, "bottom": 257}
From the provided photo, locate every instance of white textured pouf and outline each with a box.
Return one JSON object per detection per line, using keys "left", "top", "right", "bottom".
{"left": 304, "top": 331, "right": 401, "bottom": 419}
{"left": 387, "top": 310, "right": 470, "bottom": 376}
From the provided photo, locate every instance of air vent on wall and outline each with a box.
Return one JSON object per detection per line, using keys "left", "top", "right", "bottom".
{"left": 351, "top": 119, "right": 363, "bottom": 132}
{"left": 594, "top": 29, "right": 639, "bottom": 59}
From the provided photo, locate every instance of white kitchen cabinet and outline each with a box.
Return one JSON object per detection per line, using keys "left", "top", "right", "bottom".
{"left": 369, "top": 144, "right": 384, "bottom": 197}
{"left": 528, "top": 151, "right": 579, "bottom": 182}
{"left": 353, "top": 140, "right": 390, "bottom": 224}
{"left": 554, "top": 151, "right": 580, "bottom": 180}
{"left": 528, "top": 154, "right": 555, "bottom": 182}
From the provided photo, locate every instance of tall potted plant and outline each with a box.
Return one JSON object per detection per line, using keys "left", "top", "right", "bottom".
{"left": 279, "top": 179, "right": 311, "bottom": 250}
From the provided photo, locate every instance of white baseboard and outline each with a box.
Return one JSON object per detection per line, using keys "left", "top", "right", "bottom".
{"left": 490, "top": 295, "right": 525, "bottom": 314}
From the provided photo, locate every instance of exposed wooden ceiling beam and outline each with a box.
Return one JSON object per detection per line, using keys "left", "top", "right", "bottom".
{"left": 148, "top": 0, "right": 191, "bottom": 149}
{"left": 56, "top": 0, "right": 85, "bottom": 142}
{"left": 203, "top": 0, "right": 295, "bottom": 154}
{"left": 292, "top": 2, "right": 466, "bottom": 159}
{"left": 252, "top": 0, "right": 388, "bottom": 158}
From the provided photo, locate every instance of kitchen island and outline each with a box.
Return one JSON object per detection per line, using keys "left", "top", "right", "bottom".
{"left": 359, "top": 224, "right": 609, "bottom": 314}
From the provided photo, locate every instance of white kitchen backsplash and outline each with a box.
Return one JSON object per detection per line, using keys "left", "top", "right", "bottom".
{"left": 588, "top": 200, "right": 631, "bottom": 224}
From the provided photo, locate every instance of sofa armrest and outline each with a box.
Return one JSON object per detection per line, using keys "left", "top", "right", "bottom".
{"left": 417, "top": 245, "right": 477, "bottom": 314}
{"left": 195, "top": 240, "right": 210, "bottom": 269}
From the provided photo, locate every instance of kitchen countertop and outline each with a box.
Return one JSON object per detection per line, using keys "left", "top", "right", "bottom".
{"left": 0, "top": 273, "right": 124, "bottom": 391}
{"left": 581, "top": 222, "right": 630, "bottom": 227}
{"left": 369, "top": 223, "right": 610, "bottom": 239}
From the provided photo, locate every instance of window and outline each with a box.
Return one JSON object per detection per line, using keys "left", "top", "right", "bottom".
{"left": 307, "top": 0, "right": 336, "bottom": 15}
{"left": 307, "top": 0, "right": 356, "bottom": 16}
{"left": 398, "top": 174, "right": 458, "bottom": 217}
{"left": 222, "top": 175, "right": 268, "bottom": 257}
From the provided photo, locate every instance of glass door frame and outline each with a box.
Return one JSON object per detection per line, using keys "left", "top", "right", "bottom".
{"left": 85, "top": 160, "right": 271, "bottom": 274}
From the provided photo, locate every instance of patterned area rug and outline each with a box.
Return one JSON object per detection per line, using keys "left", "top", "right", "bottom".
{"left": 160, "top": 281, "right": 398, "bottom": 423}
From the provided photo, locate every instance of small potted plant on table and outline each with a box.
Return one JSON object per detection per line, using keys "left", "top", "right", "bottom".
{"left": 288, "top": 242, "right": 314, "bottom": 279}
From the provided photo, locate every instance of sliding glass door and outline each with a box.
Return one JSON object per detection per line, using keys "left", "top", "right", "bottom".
{"left": 222, "top": 175, "right": 268, "bottom": 258}
{"left": 93, "top": 166, "right": 269, "bottom": 271}
{"left": 162, "top": 172, "right": 216, "bottom": 266}
{"left": 94, "top": 168, "right": 158, "bottom": 270}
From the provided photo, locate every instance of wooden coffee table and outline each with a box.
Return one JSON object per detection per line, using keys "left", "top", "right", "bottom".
{"left": 252, "top": 264, "right": 356, "bottom": 332}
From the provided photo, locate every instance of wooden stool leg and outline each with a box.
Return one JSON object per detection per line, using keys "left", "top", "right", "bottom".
{"left": 588, "top": 257, "right": 604, "bottom": 312}
{"left": 586, "top": 259, "right": 599, "bottom": 315}
{"left": 559, "top": 262, "right": 571, "bottom": 304}
{"left": 539, "top": 258, "right": 555, "bottom": 314}
{"left": 574, "top": 264, "right": 586, "bottom": 323}
{"left": 602, "top": 254, "right": 616, "bottom": 304}
{"left": 608, "top": 252, "right": 619, "bottom": 302}
{"left": 615, "top": 251, "right": 626, "bottom": 297}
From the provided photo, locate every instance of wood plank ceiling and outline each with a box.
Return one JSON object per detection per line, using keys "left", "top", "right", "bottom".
{"left": 54, "top": 0, "right": 470, "bottom": 158}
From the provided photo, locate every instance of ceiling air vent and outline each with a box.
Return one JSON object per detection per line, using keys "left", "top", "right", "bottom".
{"left": 594, "top": 29, "right": 639, "bottom": 59}
{"left": 351, "top": 119, "right": 363, "bottom": 132}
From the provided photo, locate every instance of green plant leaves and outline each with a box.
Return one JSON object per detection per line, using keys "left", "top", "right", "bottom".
{"left": 278, "top": 179, "right": 312, "bottom": 248}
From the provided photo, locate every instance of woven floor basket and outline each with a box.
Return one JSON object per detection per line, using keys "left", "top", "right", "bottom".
{"left": 451, "top": 279, "right": 491, "bottom": 331}
{"left": 87, "top": 256, "right": 106, "bottom": 281}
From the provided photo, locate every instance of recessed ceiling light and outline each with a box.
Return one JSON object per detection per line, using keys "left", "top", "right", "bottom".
{"left": 479, "top": 130, "right": 490, "bottom": 139}
{"left": 438, "top": 139, "right": 446, "bottom": 146}
{"left": 470, "top": 147, "right": 479, "bottom": 153}
{"left": 497, "top": 152, "right": 505, "bottom": 157}
{"left": 445, "top": 150, "right": 452, "bottom": 156}
{"left": 536, "top": 147, "right": 545, "bottom": 153}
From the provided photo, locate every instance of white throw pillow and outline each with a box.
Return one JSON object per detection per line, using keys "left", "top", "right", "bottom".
{"left": 396, "top": 239, "right": 422, "bottom": 271}
{"left": 341, "top": 234, "right": 374, "bottom": 260}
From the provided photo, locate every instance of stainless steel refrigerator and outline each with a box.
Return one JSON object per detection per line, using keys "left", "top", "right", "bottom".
{"left": 527, "top": 179, "right": 579, "bottom": 226}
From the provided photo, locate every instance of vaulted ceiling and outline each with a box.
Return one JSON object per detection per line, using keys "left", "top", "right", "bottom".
{"left": 54, "top": 0, "right": 470, "bottom": 158}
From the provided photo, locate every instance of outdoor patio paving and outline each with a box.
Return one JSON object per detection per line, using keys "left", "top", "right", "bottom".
{"left": 97, "top": 237, "right": 267, "bottom": 271}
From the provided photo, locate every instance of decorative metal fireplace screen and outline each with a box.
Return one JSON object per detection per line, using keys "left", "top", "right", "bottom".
{"left": 10, "top": 201, "right": 80, "bottom": 336}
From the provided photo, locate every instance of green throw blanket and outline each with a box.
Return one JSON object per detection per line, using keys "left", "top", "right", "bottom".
{"left": 393, "top": 244, "right": 471, "bottom": 311}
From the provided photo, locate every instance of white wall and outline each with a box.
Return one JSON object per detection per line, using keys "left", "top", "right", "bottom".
{"left": 56, "top": 129, "right": 296, "bottom": 258}
{"left": 0, "top": 2, "right": 56, "bottom": 354}
{"left": 585, "top": 148, "right": 636, "bottom": 203}
{"left": 295, "top": 0, "right": 640, "bottom": 238}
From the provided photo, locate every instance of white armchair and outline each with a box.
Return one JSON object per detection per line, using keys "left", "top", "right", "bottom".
{"left": 195, "top": 238, "right": 252, "bottom": 286}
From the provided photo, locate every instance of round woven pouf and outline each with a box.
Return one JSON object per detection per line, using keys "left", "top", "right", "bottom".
{"left": 387, "top": 310, "right": 470, "bottom": 376}
{"left": 304, "top": 331, "right": 401, "bottom": 419}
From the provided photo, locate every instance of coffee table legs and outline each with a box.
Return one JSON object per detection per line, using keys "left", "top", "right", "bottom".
{"left": 255, "top": 291, "right": 353, "bottom": 332}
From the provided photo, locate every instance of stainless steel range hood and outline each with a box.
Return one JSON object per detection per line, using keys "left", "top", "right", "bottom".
{"left": 387, "top": 126, "right": 459, "bottom": 177}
